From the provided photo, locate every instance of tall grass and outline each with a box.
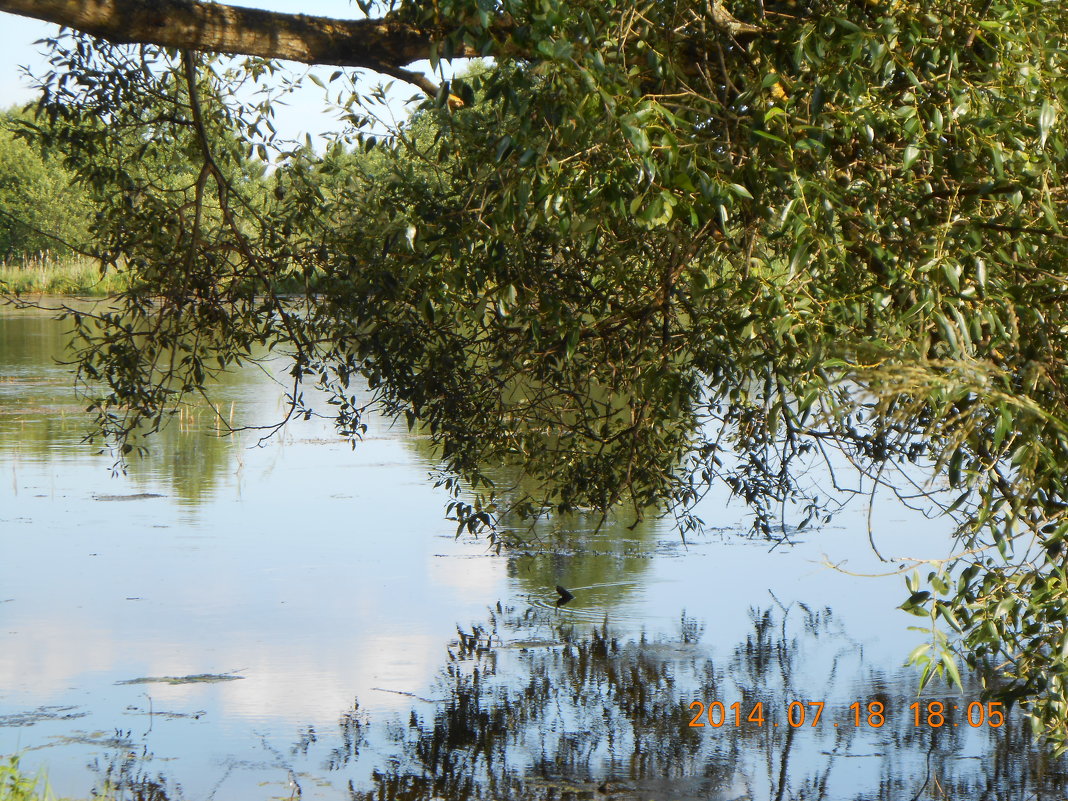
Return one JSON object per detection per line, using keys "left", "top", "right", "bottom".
{"left": 0, "top": 254, "right": 130, "bottom": 296}
{"left": 0, "top": 755, "right": 51, "bottom": 801}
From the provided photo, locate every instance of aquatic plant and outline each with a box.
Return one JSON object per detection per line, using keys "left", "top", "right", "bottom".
{"left": 0, "top": 755, "right": 51, "bottom": 801}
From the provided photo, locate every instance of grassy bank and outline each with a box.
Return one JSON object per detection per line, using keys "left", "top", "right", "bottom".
{"left": 0, "top": 255, "right": 314, "bottom": 297}
{"left": 0, "top": 255, "right": 130, "bottom": 296}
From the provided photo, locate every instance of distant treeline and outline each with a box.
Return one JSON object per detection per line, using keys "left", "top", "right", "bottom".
{"left": 0, "top": 106, "right": 92, "bottom": 261}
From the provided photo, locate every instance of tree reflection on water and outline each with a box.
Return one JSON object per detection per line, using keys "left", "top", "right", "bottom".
{"left": 90, "top": 603, "right": 1067, "bottom": 801}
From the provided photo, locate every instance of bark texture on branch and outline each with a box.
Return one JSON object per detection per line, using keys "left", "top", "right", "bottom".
{"left": 0, "top": 0, "right": 764, "bottom": 93}
{"left": 0, "top": 0, "right": 465, "bottom": 76}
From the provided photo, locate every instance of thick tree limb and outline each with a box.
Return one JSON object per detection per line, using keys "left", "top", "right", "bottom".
{"left": 0, "top": 0, "right": 469, "bottom": 90}
{"left": 0, "top": 0, "right": 764, "bottom": 95}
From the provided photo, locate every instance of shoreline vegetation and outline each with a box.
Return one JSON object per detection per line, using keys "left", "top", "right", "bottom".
{"left": 0, "top": 755, "right": 56, "bottom": 801}
{"left": 0, "top": 254, "right": 130, "bottom": 297}
{"left": 0, "top": 256, "right": 319, "bottom": 298}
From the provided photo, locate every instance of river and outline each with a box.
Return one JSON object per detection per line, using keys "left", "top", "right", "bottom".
{"left": 0, "top": 300, "right": 1063, "bottom": 800}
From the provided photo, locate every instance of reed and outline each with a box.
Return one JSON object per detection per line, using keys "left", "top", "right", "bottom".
{"left": 0, "top": 755, "right": 51, "bottom": 801}
{"left": 0, "top": 254, "right": 130, "bottom": 296}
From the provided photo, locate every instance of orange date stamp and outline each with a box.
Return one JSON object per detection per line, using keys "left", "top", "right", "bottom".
{"left": 688, "top": 700, "right": 1006, "bottom": 729}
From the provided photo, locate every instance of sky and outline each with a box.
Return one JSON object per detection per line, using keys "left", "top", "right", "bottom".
{"left": 0, "top": 1, "right": 436, "bottom": 145}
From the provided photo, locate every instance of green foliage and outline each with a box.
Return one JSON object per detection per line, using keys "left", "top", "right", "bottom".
{"left": 0, "top": 108, "right": 90, "bottom": 260}
{"left": 13, "top": 0, "right": 1068, "bottom": 752}
{"left": 0, "top": 755, "right": 50, "bottom": 801}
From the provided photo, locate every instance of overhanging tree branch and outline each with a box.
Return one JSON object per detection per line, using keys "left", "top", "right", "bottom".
{"left": 0, "top": 0, "right": 765, "bottom": 94}
{"left": 0, "top": 0, "right": 472, "bottom": 93}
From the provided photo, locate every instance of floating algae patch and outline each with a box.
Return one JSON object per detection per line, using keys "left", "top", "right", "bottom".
{"left": 124, "top": 707, "right": 207, "bottom": 720}
{"left": 0, "top": 706, "right": 88, "bottom": 727}
{"left": 92, "top": 493, "right": 165, "bottom": 502}
{"left": 116, "top": 673, "right": 244, "bottom": 685}
{"left": 40, "top": 730, "right": 137, "bottom": 751}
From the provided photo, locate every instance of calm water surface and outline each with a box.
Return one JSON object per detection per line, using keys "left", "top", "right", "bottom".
{"left": 0, "top": 301, "right": 1064, "bottom": 800}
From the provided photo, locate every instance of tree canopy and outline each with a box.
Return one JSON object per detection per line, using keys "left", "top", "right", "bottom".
{"left": 0, "top": 107, "right": 90, "bottom": 259}
{"left": 4, "top": 0, "right": 1068, "bottom": 751}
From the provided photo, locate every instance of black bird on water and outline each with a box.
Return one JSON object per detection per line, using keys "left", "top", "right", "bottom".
{"left": 555, "top": 585, "right": 575, "bottom": 607}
